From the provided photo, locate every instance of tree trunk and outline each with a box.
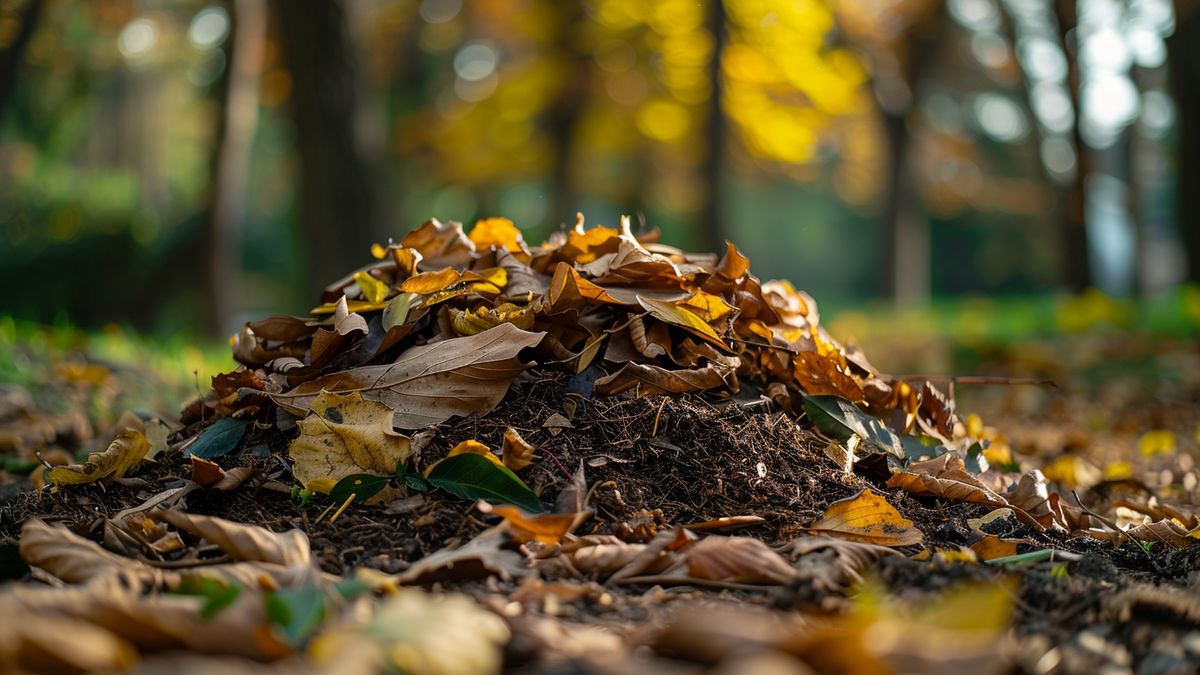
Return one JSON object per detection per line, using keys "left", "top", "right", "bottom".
{"left": 876, "top": 2, "right": 946, "bottom": 304}
{"left": 1168, "top": 1, "right": 1200, "bottom": 284}
{"left": 0, "top": 0, "right": 43, "bottom": 116}
{"left": 698, "top": 0, "right": 727, "bottom": 253}
{"left": 202, "top": 0, "right": 267, "bottom": 335}
{"left": 1053, "top": 0, "right": 1093, "bottom": 291}
{"left": 277, "top": 0, "right": 377, "bottom": 297}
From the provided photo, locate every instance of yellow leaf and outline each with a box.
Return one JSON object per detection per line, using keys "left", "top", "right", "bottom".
{"left": 288, "top": 391, "right": 410, "bottom": 503}
{"left": 636, "top": 295, "right": 727, "bottom": 349}
{"left": 808, "top": 490, "right": 923, "bottom": 546}
{"left": 680, "top": 291, "right": 734, "bottom": 323}
{"left": 470, "top": 217, "right": 528, "bottom": 256}
{"left": 501, "top": 427, "right": 534, "bottom": 471}
{"left": 49, "top": 420, "right": 151, "bottom": 486}
{"left": 969, "top": 535, "right": 1018, "bottom": 561}
{"left": 310, "top": 299, "right": 388, "bottom": 315}
{"left": 402, "top": 267, "right": 463, "bottom": 293}
{"left": 353, "top": 271, "right": 391, "bottom": 304}
{"left": 1102, "top": 461, "right": 1134, "bottom": 481}
{"left": 478, "top": 501, "right": 581, "bottom": 545}
{"left": 1139, "top": 429, "right": 1176, "bottom": 458}
{"left": 451, "top": 303, "right": 536, "bottom": 336}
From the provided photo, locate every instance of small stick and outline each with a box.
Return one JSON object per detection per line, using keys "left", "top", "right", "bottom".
{"left": 329, "top": 492, "right": 356, "bottom": 524}
{"left": 892, "top": 375, "right": 1057, "bottom": 388}
{"left": 650, "top": 398, "right": 668, "bottom": 436}
{"left": 725, "top": 336, "right": 799, "bottom": 354}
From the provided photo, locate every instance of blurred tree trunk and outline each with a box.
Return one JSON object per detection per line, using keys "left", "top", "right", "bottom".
{"left": 202, "top": 0, "right": 266, "bottom": 335}
{"left": 876, "top": 2, "right": 947, "bottom": 305}
{"left": 0, "top": 0, "right": 43, "bottom": 116}
{"left": 548, "top": 2, "right": 586, "bottom": 229}
{"left": 1168, "top": 0, "right": 1200, "bottom": 284}
{"left": 1052, "top": 0, "right": 1093, "bottom": 291}
{"left": 277, "top": 0, "right": 376, "bottom": 297}
{"left": 698, "top": 0, "right": 727, "bottom": 253}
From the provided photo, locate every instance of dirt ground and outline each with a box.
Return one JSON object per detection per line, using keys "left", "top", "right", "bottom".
{"left": 4, "top": 350, "right": 1199, "bottom": 674}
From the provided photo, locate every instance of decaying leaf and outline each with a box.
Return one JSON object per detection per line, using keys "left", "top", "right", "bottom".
{"left": 288, "top": 391, "right": 410, "bottom": 499}
{"left": 397, "top": 527, "right": 529, "bottom": 584}
{"left": 886, "top": 454, "right": 1044, "bottom": 530}
{"left": 48, "top": 412, "right": 160, "bottom": 486}
{"left": 808, "top": 490, "right": 924, "bottom": 546}
{"left": 501, "top": 427, "right": 535, "bottom": 471}
{"left": 272, "top": 323, "right": 544, "bottom": 428}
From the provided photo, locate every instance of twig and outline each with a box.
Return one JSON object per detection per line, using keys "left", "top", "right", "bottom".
{"left": 650, "top": 398, "right": 668, "bottom": 437}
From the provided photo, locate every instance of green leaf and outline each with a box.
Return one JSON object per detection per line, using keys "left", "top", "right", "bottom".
{"left": 427, "top": 453, "right": 543, "bottom": 512}
{"left": 172, "top": 577, "right": 242, "bottom": 619}
{"left": 382, "top": 292, "right": 419, "bottom": 330}
{"left": 404, "top": 474, "right": 430, "bottom": 492}
{"left": 187, "top": 418, "right": 249, "bottom": 460}
{"left": 329, "top": 473, "right": 390, "bottom": 505}
{"left": 802, "top": 395, "right": 946, "bottom": 461}
{"left": 265, "top": 587, "right": 325, "bottom": 647}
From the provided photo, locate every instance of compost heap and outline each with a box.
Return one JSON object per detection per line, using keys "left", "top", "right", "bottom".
{"left": 5, "top": 215, "right": 1200, "bottom": 674}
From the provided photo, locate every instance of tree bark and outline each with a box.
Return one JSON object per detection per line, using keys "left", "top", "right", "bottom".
{"left": 1167, "top": 1, "right": 1200, "bottom": 284}
{"left": 0, "top": 0, "right": 43, "bottom": 116}
{"left": 202, "top": 0, "right": 267, "bottom": 335}
{"left": 1052, "top": 0, "right": 1093, "bottom": 291}
{"left": 277, "top": 0, "right": 377, "bottom": 297}
{"left": 876, "top": 2, "right": 946, "bottom": 304}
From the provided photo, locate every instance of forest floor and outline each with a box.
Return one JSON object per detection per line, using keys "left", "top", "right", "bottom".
{"left": 1, "top": 297, "right": 1199, "bottom": 674}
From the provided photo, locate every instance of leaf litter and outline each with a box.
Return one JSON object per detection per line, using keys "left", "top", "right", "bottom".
{"left": 1, "top": 215, "right": 1199, "bottom": 673}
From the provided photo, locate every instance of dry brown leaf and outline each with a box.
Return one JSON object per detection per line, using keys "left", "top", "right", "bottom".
{"left": 19, "top": 518, "right": 162, "bottom": 586}
{"left": 149, "top": 509, "right": 312, "bottom": 567}
{"left": 1126, "top": 519, "right": 1199, "bottom": 549}
{"left": 288, "top": 391, "right": 411, "bottom": 497}
{"left": 594, "top": 359, "right": 738, "bottom": 396}
{"left": 673, "top": 536, "right": 800, "bottom": 585}
{"left": 683, "top": 515, "right": 767, "bottom": 532}
{"left": 397, "top": 527, "right": 529, "bottom": 584}
{"left": 887, "top": 455, "right": 1044, "bottom": 530}
{"left": 808, "top": 490, "right": 924, "bottom": 546}
{"left": 0, "top": 609, "right": 139, "bottom": 672}
{"left": 501, "top": 427, "right": 535, "bottom": 471}
{"left": 400, "top": 217, "right": 476, "bottom": 267}
{"left": 1, "top": 578, "right": 291, "bottom": 663}
{"left": 272, "top": 323, "right": 544, "bottom": 428}
{"left": 780, "top": 535, "right": 901, "bottom": 591}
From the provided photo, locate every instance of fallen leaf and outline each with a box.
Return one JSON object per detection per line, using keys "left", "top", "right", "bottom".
{"left": 272, "top": 323, "right": 544, "bottom": 429}
{"left": 427, "top": 452, "right": 543, "bottom": 513}
{"left": 501, "top": 427, "right": 535, "bottom": 471}
{"left": 594, "top": 359, "right": 738, "bottom": 396}
{"left": 675, "top": 536, "right": 800, "bottom": 585}
{"left": 187, "top": 418, "right": 249, "bottom": 460}
{"left": 478, "top": 501, "right": 585, "bottom": 545}
{"left": 969, "top": 535, "right": 1019, "bottom": 561}
{"left": 808, "top": 490, "right": 924, "bottom": 546}
{"left": 48, "top": 421, "right": 152, "bottom": 486}
{"left": 636, "top": 296, "right": 728, "bottom": 350}
{"left": 287, "top": 391, "right": 410, "bottom": 500}
{"left": 886, "top": 454, "right": 1044, "bottom": 529}
{"left": 397, "top": 526, "right": 529, "bottom": 584}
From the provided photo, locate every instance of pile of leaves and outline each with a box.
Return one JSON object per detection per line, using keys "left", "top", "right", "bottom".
{"left": 2, "top": 216, "right": 1199, "bottom": 674}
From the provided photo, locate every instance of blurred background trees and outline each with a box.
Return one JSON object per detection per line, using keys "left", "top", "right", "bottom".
{"left": 0, "top": 0, "right": 1192, "bottom": 336}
